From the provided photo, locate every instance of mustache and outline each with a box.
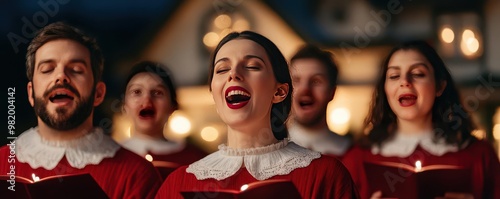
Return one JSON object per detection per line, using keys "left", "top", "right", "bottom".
{"left": 43, "top": 84, "right": 80, "bottom": 98}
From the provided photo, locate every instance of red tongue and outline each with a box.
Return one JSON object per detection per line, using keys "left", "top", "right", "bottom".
{"left": 400, "top": 98, "right": 416, "bottom": 106}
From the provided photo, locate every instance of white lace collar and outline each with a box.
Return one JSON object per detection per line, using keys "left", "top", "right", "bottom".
{"left": 289, "top": 123, "right": 351, "bottom": 156}
{"left": 186, "top": 139, "right": 320, "bottom": 180}
{"left": 371, "top": 131, "right": 460, "bottom": 157}
{"left": 16, "top": 127, "right": 120, "bottom": 170}
{"left": 120, "top": 135, "right": 184, "bottom": 156}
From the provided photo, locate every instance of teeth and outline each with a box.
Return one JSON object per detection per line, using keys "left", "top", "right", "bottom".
{"left": 227, "top": 90, "right": 250, "bottom": 97}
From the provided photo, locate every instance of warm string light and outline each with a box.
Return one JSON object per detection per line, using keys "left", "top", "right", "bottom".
{"left": 327, "top": 107, "right": 351, "bottom": 135}
{"left": 459, "top": 28, "right": 480, "bottom": 57}
{"left": 169, "top": 112, "right": 192, "bottom": 136}
{"left": 440, "top": 27, "right": 454, "bottom": 43}
{"left": 145, "top": 154, "right": 153, "bottom": 162}
{"left": 203, "top": 13, "right": 250, "bottom": 48}
{"left": 200, "top": 126, "right": 219, "bottom": 142}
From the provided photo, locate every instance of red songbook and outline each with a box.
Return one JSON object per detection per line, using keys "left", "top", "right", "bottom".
{"left": 180, "top": 179, "right": 301, "bottom": 199}
{"left": 151, "top": 160, "right": 181, "bottom": 180}
{"left": 0, "top": 173, "right": 109, "bottom": 199}
{"left": 363, "top": 161, "right": 472, "bottom": 199}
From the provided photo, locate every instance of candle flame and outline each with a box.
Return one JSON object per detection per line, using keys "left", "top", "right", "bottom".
{"left": 415, "top": 161, "right": 422, "bottom": 172}
{"left": 32, "top": 173, "right": 40, "bottom": 182}
{"left": 240, "top": 184, "right": 249, "bottom": 191}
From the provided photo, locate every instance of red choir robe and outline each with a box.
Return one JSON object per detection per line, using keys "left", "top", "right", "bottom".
{"left": 121, "top": 135, "right": 207, "bottom": 165}
{"left": 1, "top": 127, "right": 162, "bottom": 199}
{"left": 120, "top": 135, "right": 207, "bottom": 180}
{"left": 155, "top": 140, "right": 359, "bottom": 199}
{"left": 288, "top": 123, "right": 352, "bottom": 160}
{"left": 342, "top": 132, "right": 500, "bottom": 199}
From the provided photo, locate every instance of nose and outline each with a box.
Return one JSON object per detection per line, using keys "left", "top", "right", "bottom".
{"left": 294, "top": 81, "right": 311, "bottom": 96}
{"left": 54, "top": 67, "right": 70, "bottom": 84}
{"left": 228, "top": 67, "right": 243, "bottom": 82}
{"left": 141, "top": 93, "right": 154, "bottom": 106}
{"left": 399, "top": 75, "right": 411, "bottom": 87}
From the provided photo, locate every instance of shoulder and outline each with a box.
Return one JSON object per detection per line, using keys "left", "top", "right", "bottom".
{"left": 462, "top": 139, "right": 495, "bottom": 153}
{"left": 463, "top": 139, "right": 499, "bottom": 158}
{"left": 343, "top": 144, "right": 370, "bottom": 159}
{"left": 308, "top": 155, "right": 351, "bottom": 175}
{"left": 111, "top": 147, "right": 156, "bottom": 169}
{"left": 165, "top": 165, "right": 190, "bottom": 182}
{"left": 0, "top": 145, "right": 9, "bottom": 153}
{"left": 160, "top": 165, "right": 191, "bottom": 190}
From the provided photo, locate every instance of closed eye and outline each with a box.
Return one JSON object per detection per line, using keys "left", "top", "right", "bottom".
{"left": 411, "top": 73, "right": 425, "bottom": 78}
{"left": 388, "top": 75, "right": 400, "bottom": 80}
{"left": 215, "top": 68, "right": 230, "bottom": 74}
{"left": 245, "top": 66, "right": 260, "bottom": 70}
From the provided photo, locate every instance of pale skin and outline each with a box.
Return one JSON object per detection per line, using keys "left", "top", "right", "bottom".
{"left": 371, "top": 49, "right": 471, "bottom": 199}
{"left": 123, "top": 72, "right": 174, "bottom": 140}
{"left": 27, "top": 39, "right": 106, "bottom": 141}
{"left": 211, "top": 39, "right": 289, "bottom": 149}
{"left": 290, "top": 58, "right": 335, "bottom": 131}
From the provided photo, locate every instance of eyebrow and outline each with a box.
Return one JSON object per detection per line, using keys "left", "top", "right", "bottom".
{"left": 127, "top": 83, "right": 167, "bottom": 90}
{"left": 214, "top": 54, "right": 266, "bottom": 65}
{"left": 387, "top": 62, "right": 430, "bottom": 70}
{"left": 37, "top": 58, "right": 88, "bottom": 69}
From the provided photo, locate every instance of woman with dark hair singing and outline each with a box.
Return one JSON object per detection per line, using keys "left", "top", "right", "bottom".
{"left": 155, "top": 31, "right": 358, "bottom": 199}
{"left": 343, "top": 40, "right": 500, "bottom": 199}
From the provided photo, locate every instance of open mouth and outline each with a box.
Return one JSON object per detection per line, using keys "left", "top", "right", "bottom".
{"left": 399, "top": 94, "right": 417, "bottom": 107}
{"left": 49, "top": 90, "right": 75, "bottom": 103}
{"left": 139, "top": 108, "right": 156, "bottom": 118}
{"left": 225, "top": 86, "right": 251, "bottom": 109}
{"left": 226, "top": 91, "right": 251, "bottom": 103}
{"left": 298, "top": 98, "right": 314, "bottom": 109}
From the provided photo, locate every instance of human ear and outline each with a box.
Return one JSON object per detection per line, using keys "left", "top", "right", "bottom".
{"left": 436, "top": 80, "right": 447, "bottom": 97}
{"left": 273, "top": 83, "right": 289, "bottom": 103}
{"left": 93, "top": 82, "right": 106, "bottom": 106}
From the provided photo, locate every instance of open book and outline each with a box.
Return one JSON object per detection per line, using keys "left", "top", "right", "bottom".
{"left": 0, "top": 173, "right": 109, "bottom": 199}
{"left": 363, "top": 161, "right": 472, "bottom": 199}
{"left": 180, "top": 179, "right": 301, "bottom": 199}
{"left": 151, "top": 160, "right": 181, "bottom": 180}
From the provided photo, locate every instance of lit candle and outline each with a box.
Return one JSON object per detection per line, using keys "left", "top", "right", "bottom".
{"left": 145, "top": 154, "right": 153, "bottom": 162}
{"left": 32, "top": 173, "right": 40, "bottom": 182}
{"left": 240, "top": 184, "right": 249, "bottom": 191}
{"left": 415, "top": 160, "right": 422, "bottom": 172}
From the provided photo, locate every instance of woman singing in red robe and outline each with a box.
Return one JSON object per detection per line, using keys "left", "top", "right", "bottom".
{"left": 155, "top": 31, "right": 359, "bottom": 199}
{"left": 342, "top": 40, "right": 500, "bottom": 199}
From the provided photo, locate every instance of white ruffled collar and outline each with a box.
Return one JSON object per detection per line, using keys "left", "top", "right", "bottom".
{"left": 186, "top": 139, "right": 321, "bottom": 180}
{"left": 371, "top": 131, "right": 460, "bottom": 157}
{"left": 289, "top": 123, "right": 351, "bottom": 156}
{"left": 16, "top": 127, "right": 120, "bottom": 170}
{"left": 120, "top": 135, "right": 184, "bottom": 156}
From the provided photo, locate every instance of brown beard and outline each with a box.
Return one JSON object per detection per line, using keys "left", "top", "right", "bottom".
{"left": 33, "top": 84, "right": 95, "bottom": 131}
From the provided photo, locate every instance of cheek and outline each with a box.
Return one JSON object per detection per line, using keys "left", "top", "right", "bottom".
{"left": 157, "top": 100, "right": 172, "bottom": 111}
{"left": 211, "top": 81, "right": 224, "bottom": 100}
{"left": 123, "top": 100, "right": 137, "bottom": 113}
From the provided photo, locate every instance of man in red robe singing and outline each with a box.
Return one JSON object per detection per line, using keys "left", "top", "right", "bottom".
{"left": 0, "top": 21, "right": 162, "bottom": 198}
